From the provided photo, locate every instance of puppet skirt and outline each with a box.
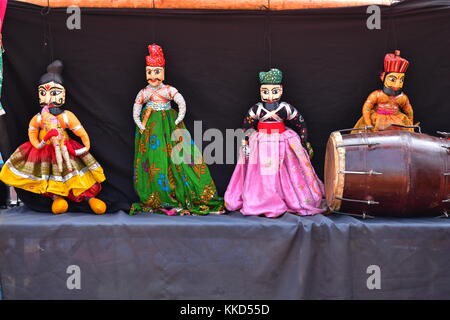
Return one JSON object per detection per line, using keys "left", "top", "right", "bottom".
{"left": 224, "top": 129, "right": 326, "bottom": 218}
{"left": 131, "top": 109, "right": 224, "bottom": 215}
{"left": 0, "top": 139, "right": 105, "bottom": 202}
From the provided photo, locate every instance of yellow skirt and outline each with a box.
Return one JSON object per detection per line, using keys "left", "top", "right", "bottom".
{"left": 0, "top": 139, "right": 106, "bottom": 201}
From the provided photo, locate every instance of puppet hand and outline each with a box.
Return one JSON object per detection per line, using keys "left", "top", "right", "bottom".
{"left": 306, "top": 142, "right": 314, "bottom": 159}
{"left": 43, "top": 129, "right": 59, "bottom": 142}
{"left": 242, "top": 145, "right": 250, "bottom": 159}
{"left": 175, "top": 116, "right": 184, "bottom": 126}
{"left": 75, "top": 147, "right": 88, "bottom": 156}
{"left": 137, "top": 123, "right": 146, "bottom": 131}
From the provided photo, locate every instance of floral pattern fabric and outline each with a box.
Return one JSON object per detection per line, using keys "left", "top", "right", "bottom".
{"left": 131, "top": 102, "right": 224, "bottom": 215}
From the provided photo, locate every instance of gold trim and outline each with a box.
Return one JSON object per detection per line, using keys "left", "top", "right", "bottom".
{"left": 326, "top": 131, "right": 346, "bottom": 211}
{"left": 5, "top": 159, "right": 101, "bottom": 182}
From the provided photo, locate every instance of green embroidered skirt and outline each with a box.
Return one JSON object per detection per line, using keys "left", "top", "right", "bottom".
{"left": 130, "top": 108, "right": 224, "bottom": 215}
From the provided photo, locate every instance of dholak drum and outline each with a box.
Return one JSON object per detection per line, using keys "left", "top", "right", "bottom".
{"left": 325, "top": 129, "right": 450, "bottom": 218}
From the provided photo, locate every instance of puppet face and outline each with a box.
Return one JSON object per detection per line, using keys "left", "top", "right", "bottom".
{"left": 382, "top": 72, "right": 405, "bottom": 92}
{"left": 260, "top": 85, "right": 283, "bottom": 103}
{"left": 146, "top": 66, "right": 165, "bottom": 87}
{"left": 39, "top": 82, "right": 66, "bottom": 107}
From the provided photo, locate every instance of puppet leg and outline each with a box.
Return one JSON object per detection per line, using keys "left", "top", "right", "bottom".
{"left": 61, "top": 143, "right": 73, "bottom": 172}
{"left": 51, "top": 196, "right": 69, "bottom": 214}
{"left": 53, "top": 141, "right": 64, "bottom": 173}
{"left": 88, "top": 197, "right": 106, "bottom": 215}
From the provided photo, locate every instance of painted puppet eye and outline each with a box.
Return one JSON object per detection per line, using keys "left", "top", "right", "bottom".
{"left": 263, "top": 90, "right": 269, "bottom": 95}
{"left": 39, "top": 90, "right": 46, "bottom": 96}
{"left": 155, "top": 70, "right": 160, "bottom": 75}
{"left": 389, "top": 77, "right": 396, "bottom": 81}
{"left": 51, "top": 90, "right": 61, "bottom": 96}
{"left": 272, "top": 90, "right": 279, "bottom": 95}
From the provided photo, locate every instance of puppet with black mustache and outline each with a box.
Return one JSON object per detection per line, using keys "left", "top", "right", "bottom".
{"left": 0, "top": 60, "right": 107, "bottom": 214}
{"left": 352, "top": 50, "right": 417, "bottom": 133}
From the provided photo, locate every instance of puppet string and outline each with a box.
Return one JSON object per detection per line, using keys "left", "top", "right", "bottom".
{"left": 41, "top": 0, "right": 54, "bottom": 63}
{"left": 262, "top": 0, "right": 272, "bottom": 68}
{"left": 152, "top": 0, "right": 157, "bottom": 43}
{"left": 390, "top": 3, "right": 399, "bottom": 50}
{"left": 383, "top": 1, "right": 399, "bottom": 55}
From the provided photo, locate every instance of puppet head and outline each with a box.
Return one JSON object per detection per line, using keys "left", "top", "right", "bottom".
{"left": 259, "top": 68, "right": 283, "bottom": 103}
{"left": 38, "top": 60, "right": 66, "bottom": 111}
{"left": 380, "top": 50, "right": 409, "bottom": 96}
{"left": 146, "top": 44, "right": 165, "bottom": 87}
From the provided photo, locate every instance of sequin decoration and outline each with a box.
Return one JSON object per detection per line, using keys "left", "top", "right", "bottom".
{"left": 259, "top": 68, "right": 283, "bottom": 84}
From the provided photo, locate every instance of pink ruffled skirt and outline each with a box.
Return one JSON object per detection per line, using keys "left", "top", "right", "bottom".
{"left": 224, "top": 129, "right": 326, "bottom": 218}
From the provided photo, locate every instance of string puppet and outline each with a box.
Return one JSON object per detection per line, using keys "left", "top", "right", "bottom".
{"left": 0, "top": 60, "right": 107, "bottom": 214}
{"left": 352, "top": 50, "right": 416, "bottom": 133}
{"left": 224, "top": 68, "right": 326, "bottom": 218}
{"left": 131, "top": 44, "right": 224, "bottom": 215}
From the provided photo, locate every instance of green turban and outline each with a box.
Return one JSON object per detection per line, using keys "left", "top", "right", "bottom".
{"left": 259, "top": 68, "right": 283, "bottom": 84}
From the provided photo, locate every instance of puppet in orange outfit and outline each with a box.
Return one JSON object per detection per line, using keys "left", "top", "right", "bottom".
{"left": 352, "top": 50, "right": 416, "bottom": 133}
{"left": 0, "top": 60, "right": 107, "bottom": 214}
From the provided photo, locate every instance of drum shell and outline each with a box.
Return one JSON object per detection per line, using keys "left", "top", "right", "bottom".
{"left": 325, "top": 130, "right": 449, "bottom": 217}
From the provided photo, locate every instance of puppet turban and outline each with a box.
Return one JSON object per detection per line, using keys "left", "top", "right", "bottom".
{"left": 384, "top": 50, "right": 409, "bottom": 74}
{"left": 146, "top": 44, "right": 165, "bottom": 67}
{"left": 259, "top": 68, "right": 283, "bottom": 85}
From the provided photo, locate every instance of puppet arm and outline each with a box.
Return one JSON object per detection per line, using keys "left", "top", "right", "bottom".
{"left": 285, "top": 104, "right": 314, "bottom": 158}
{"left": 171, "top": 87, "right": 186, "bottom": 125}
{"left": 133, "top": 89, "right": 146, "bottom": 131}
{"left": 65, "top": 111, "right": 90, "bottom": 154}
{"left": 28, "top": 114, "right": 46, "bottom": 149}
{"left": 242, "top": 104, "right": 259, "bottom": 143}
{"left": 285, "top": 104, "right": 309, "bottom": 148}
{"left": 240, "top": 105, "right": 259, "bottom": 158}
{"left": 362, "top": 91, "right": 378, "bottom": 127}
{"left": 401, "top": 95, "right": 414, "bottom": 122}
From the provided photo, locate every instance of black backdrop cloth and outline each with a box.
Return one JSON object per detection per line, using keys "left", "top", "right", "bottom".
{"left": 1, "top": 0, "right": 449, "bottom": 212}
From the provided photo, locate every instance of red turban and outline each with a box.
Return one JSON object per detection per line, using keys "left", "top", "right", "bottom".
{"left": 146, "top": 44, "right": 165, "bottom": 67}
{"left": 384, "top": 50, "right": 409, "bottom": 73}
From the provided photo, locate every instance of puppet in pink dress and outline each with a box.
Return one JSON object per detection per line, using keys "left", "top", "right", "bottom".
{"left": 224, "top": 68, "right": 326, "bottom": 218}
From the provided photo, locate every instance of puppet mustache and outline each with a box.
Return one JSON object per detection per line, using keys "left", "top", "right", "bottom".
{"left": 40, "top": 102, "right": 63, "bottom": 107}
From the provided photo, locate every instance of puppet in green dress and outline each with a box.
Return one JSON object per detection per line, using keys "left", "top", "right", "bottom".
{"left": 130, "top": 44, "right": 224, "bottom": 216}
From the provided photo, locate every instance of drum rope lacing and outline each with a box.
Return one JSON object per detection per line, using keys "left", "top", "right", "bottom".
{"left": 329, "top": 129, "right": 381, "bottom": 219}
{"left": 436, "top": 132, "right": 449, "bottom": 218}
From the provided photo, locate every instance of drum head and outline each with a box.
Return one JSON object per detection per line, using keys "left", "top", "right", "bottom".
{"left": 324, "top": 131, "right": 346, "bottom": 211}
